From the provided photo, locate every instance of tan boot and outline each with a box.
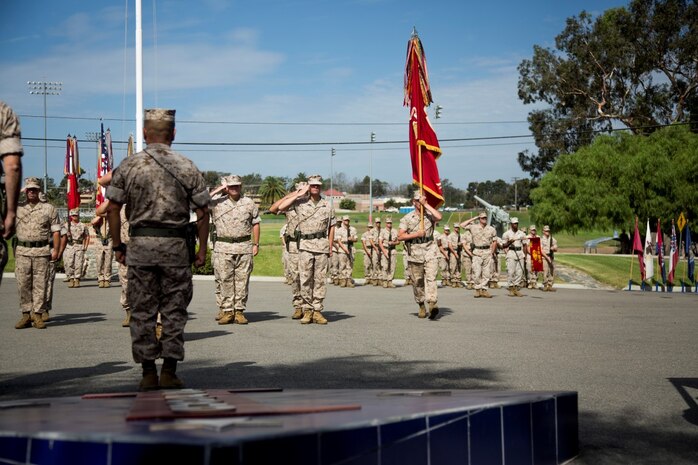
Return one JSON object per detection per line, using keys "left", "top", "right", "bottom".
{"left": 418, "top": 303, "right": 427, "bottom": 319}
{"left": 428, "top": 303, "right": 439, "bottom": 320}
{"left": 346, "top": 279, "right": 355, "bottom": 288}
{"left": 451, "top": 281, "right": 459, "bottom": 288}
{"left": 480, "top": 289, "right": 493, "bottom": 299}
{"left": 547, "top": 285, "right": 556, "bottom": 292}
{"left": 340, "top": 279, "right": 348, "bottom": 288}
{"left": 234, "top": 311, "right": 248, "bottom": 325}
{"left": 514, "top": 287, "right": 524, "bottom": 297}
{"left": 122, "top": 310, "right": 131, "bottom": 327}
{"left": 373, "top": 279, "right": 382, "bottom": 286}
{"left": 466, "top": 283, "right": 474, "bottom": 290}
{"left": 387, "top": 281, "right": 396, "bottom": 288}
{"left": 15, "top": 313, "right": 32, "bottom": 329}
{"left": 382, "top": 280, "right": 388, "bottom": 288}
{"left": 41, "top": 311, "right": 50, "bottom": 322}
{"left": 218, "top": 311, "right": 234, "bottom": 325}
{"left": 312, "top": 311, "right": 328, "bottom": 325}
{"left": 300, "top": 310, "right": 313, "bottom": 324}
{"left": 104, "top": 280, "right": 111, "bottom": 288}
{"left": 291, "top": 307, "right": 303, "bottom": 319}
{"left": 67, "top": 279, "right": 75, "bottom": 288}
{"left": 32, "top": 313, "right": 46, "bottom": 329}
{"left": 474, "top": 289, "right": 482, "bottom": 298}
{"left": 73, "top": 279, "right": 80, "bottom": 288}
{"left": 98, "top": 280, "right": 104, "bottom": 288}
{"left": 215, "top": 309, "right": 224, "bottom": 321}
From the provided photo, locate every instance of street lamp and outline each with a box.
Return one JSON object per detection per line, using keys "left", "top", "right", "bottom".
{"left": 28, "top": 80, "right": 62, "bottom": 193}
{"left": 369, "top": 132, "right": 375, "bottom": 222}
{"left": 330, "top": 148, "right": 336, "bottom": 209}
{"left": 512, "top": 177, "right": 519, "bottom": 210}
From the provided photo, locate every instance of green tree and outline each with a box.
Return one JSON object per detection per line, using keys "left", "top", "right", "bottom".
{"left": 518, "top": 0, "right": 698, "bottom": 178}
{"left": 258, "top": 176, "right": 287, "bottom": 209}
{"left": 201, "top": 171, "right": 226, "bottom": 187}
{"left": 289, "top": 172, "right": 307, "bottom": 190}
{"left": 339, "top": 198, "right": 356, "bottom": 210}
{"left": 530, "top": 125, "right": 698, "bottom": 232}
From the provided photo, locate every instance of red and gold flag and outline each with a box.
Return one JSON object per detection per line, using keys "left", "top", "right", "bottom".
{"left": 529, "top": 236, "right": 544, "bottom": 272}
{"left": 404, "top": 30, "right": 443, "bottom": 208}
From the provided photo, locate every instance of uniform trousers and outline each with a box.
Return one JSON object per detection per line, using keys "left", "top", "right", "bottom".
{"left": 439, "top": 255, "right": 450, "bottom": 282}
{"left": 471, "top": 250, "right": 492, "bottom": 290}
{"left": 41, "top": 260, "right": 56, "bottom": 311}
{"left": 461, "top": 254, "right": 473, "bottom": 285}
{"left": 214, "top": 251, "right": 253, "bottom": 312}
{"left": 118, "top": 263, "right": 130, "bottom": 311}
{"left": 381, "top": 249, "right": 397, "bottom": 281}
{"left": 96, "top": 246, "right": 114, "bottom": 282}
{"left": 15, "top": 254, "right": 49, "bottom": 314}
{"left": 363, "top": 251, "right": 373, "bottom": 280}
{"left": 371, "top": 249, "right": 382, "bottom": 280}
{"left": 298, "top": 250, "right": 329, "bottom": 312}
{"left": 506, "top": 251, "right": 526, "bottom": 288}
{"left": 127, "top": 265, "right": 192, "bottom": 363}
{"left": 408, "top": 259, "right": 438, "bottom": 305}
{"left": 63, "top": 245, "right": 84, "bottom": 279}
{"left": 287, "top": 251, "right": 303, "bottom": 309}
{"left": 543, "top": 258, "right": 555, "bottom": 286}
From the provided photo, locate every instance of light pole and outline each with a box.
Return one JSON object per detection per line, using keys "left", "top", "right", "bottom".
{"left": 369, "top": 132, "right": 375, "bottom": 222}
{"left": 28, "top": 80, "right": 62, "bottom": 193}
{"left": 512, "top": 177, "right": 519, "bottom": 210}
{"left": 330, "top": 148, "right": 336, "bottom": 209}
{"left": 86, "top": 132, "right": 100, "bottom": 185}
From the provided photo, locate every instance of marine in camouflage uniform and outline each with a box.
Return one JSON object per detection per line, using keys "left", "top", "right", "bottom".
{"left": 360, "top": 223, "right": 374, "bottom": 285}
{"left": 330, "top": 218, "right": 341, "bottom": 285}
{"left": 437, "top": 225, "right": 451, "bottom": 286}
{"left": 461, "top": 212, "right": 497, "bottom": 298}
{"left": 448, "top": 224, "right": 464, "bottom": 287}
{"left": 92, "top": 216, "right": 114, "bottom": 288}
{"left": 270, "top": 182, "right": 307, "bottom": 319}
{"left": 378, "top": 217, "right": 399, "bottom": 288}
{"left": 280, "top": 222, "right": 290, "bottom": 284}
{"left": 106, "top": 108, "right": 210, "bottom": 391}
{"left": 501, "top": 217, "right": 528, "bottom": 297}
{"left": 62, "top": 209, "right": 89, "bottom": 287}
{"left": 39, "top": 192, "right": 62, "bottom": 319}
{"left": 398, "top": 192, "right": 443, "bottom": 319}
{"left": 335, "top": 215, "right": 357, "bottom": 287}
{"left": 275, "top": 175, "right": 335, "bottom": 325}
{"left": 525, "top": 225, "right": 540, "bottom": 289}
{"left": 14, "top": 177, "right": 60, "bottom": 329}
{"left": 211, "top": 174, "right": 260, "bottom": 325}
{"left": 541, "top": 225, "right": 558, "bottom": 292}
{"left": 460, "top": 227, "right": 474, "bottom": 289}
{"left": 1, "top": 101, "right": 24, "bottom": 287}
{"left": 370, "top": 218, "right": 382, "bottom": 285}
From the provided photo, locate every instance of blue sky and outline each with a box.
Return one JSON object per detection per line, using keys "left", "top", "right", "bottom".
{"left": 1, "top": 0, "right": 629, "bottom": 191}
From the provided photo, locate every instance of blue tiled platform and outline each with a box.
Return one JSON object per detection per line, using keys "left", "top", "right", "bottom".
{"left": 0, "top": 389, "right": 578, "bottom": 465}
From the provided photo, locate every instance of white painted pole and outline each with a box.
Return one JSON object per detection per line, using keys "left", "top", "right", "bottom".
{"left": 135, "top": 0, "right": 144, "bottom": 152}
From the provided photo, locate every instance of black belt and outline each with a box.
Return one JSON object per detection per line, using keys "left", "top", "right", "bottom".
{"left": 406, "top": 235, "right": 433, "bottom": 245}
{"left": 510, "top": 246, "right": 522, "bottom": 251}
{"left": 474, "top": 245, "right": 490, "bottom": 249}
{"left": 130, "top": 227, "right": 187, "bottom": 238}
{"left": 69, "top": 240, "right": 83, "bottom": 245}
{"left": 17, "top": 240, "right": 49, "bottom": 248}
{"left": 217, "top": 235, "right": 252, "bottom": 244}
{"left": 300, "top": 231, "right": 327, "bottom": 240}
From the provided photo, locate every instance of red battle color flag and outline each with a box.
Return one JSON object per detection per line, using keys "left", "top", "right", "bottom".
{"left": 632, "top": 216, "right": 645, "bottom": 281}
{"left": 404, "top": 29, "right": 443, "bottom": 208}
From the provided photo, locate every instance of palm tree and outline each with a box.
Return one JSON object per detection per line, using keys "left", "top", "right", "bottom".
{"left": 258, "top": 176, "right": 287, "bottom": 208}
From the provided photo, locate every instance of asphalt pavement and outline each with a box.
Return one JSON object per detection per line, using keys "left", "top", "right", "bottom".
{"left": 1, "top": 275, "right": 697, "bottom": 464}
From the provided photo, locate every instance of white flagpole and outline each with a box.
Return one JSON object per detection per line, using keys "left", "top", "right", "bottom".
{"left": 135, "top": 0, "right": 144, "bottom": 152}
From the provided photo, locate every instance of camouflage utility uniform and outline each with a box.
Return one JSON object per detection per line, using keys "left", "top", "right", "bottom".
{"left": 94, "top": 222, "right": 114, "bottom": 286}
{"left": 1, "top": 102, "right": 24, "bottom": 286}
{"left": 361, "top": 227, "right": 373, "bottom": 284}
{"left": 379, "top": 224, "right": 399, "bottom": 286}
{"left": 502, "top": 228, "right": 528, "bottom": 293}
{"left": 400, "top": 210, "right": 438, "bottom": 309}
{"left": 107, "top": 142, "right": 209, "bottom": 364}
{"left": 465, "top": 221, "right": 497, "bottom": 292}
{"left": 63, "top": 218, "right": 89, "bottom": 283}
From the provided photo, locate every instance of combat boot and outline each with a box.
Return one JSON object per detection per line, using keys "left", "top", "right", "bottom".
{"left": 312, "top": 311, "right": 328, "bottom": 325}
{"left": 404, "top": 277, "right": 412, "bottom": 286}
{"left": 474, "top": 289, "right": 482, "bottom": 298}
{"left": 139, "top": 361, "right": 159, "bottom": 392}
{"left": 387, "top": 281, "right": 396, "bottom": 288}
{"left": 121, "top": 310, "right": 131, "bottom": 327}
{"left": 346, "top": 279, "right": 355, "bottom": 288}
{"left": 98, "top": 281, "right": 104, "bottom": 288}
{"left": 218, "top": 311, "right": 234, "bottom": 325}
{"left": 104, "top": 280, "right": 111, "bottom": 288}
{"left": 508, "top": 287, "right": 517, "bottom": 297}
{"left": 373, "top": 279, "right": 381, "bottom": 286}
{"left": 155, "top": 322, "right": 163, "bottom": 340}
{"left": 480, "top": 289, "right": 493, "bottom": 298}
{"left": 160, "top": 359, "right": 184, "bottom": 390}
{"left": 382, "top": 280, "right": 388, "bottom": 288}
{"left": 67, "top": 279, "right": 75, "bottom": 288}
{"left": 514, "top": 287, "right": 524, "bottom": 297}
{"left": 32, "top": 313, "right": 46, "bottom": 329}
{"left": 41, "top": 311, "right": 50, "bottom": 322}
{"left": 234, "top": 311, "right": 248, "bottom": 325}
{"left": 466, "top": 283, "right": 474, "bottom": 290}
{"left": 291, "top": 307, "right": 303, "bottom": 319}
{"left": 300, "top": 310, "right": 313, "bottom": 324}
{"left": 340, "top": 279, "right": 347, "bottom": 287}
{"left": 427, "top": 303, "right": 439, "bottom": 320}
{"left": 451, "top": 281, "right": 459, "bottom": 288}
{"left": 215, "top": 309, "right": 224, "bottom": 321}
{"left": 15, "top": 313, "right": 32, "bottom": 329}
{"left": 418, "top": 303, "right": 427, "bottom": 319}
{"left": 73, "top": 279, "right": 80, "bottom": 288}
{"left": 547, "top": 285, "right": 556, "bottom": 292}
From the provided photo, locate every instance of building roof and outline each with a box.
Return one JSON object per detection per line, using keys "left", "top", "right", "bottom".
{"left": 323, "top": 188, "right": 345, "bottom": 197}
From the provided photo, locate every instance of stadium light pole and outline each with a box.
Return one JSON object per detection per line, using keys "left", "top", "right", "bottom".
{"left": 85, "top": 132, "right": 100, "bottom": 184}
{"left": 28, "top": 80, "right": 62, "bottom": 193}
{"left": 369, "top": 132, "right": 375, "bottom": 222}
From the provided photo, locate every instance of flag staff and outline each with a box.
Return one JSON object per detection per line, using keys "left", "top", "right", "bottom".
{"left": 628, "top": 217, "right": 635, "bottom": 290}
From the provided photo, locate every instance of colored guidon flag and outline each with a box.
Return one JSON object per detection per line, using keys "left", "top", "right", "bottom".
{"left": 96, "top": 122, "right": 113, "bottom": 209}
{"left": 64, "top": 136, "right": 80, "bottom": 210}
{"left": 529, "top": 236, "right": 544, "bottom": 273}
{"left": 404, "top": 29, "right": 443, "bottom": 208}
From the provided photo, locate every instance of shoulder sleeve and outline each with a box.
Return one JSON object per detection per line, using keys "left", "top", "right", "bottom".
{"left": 0, "top": 102, "right": 23, "bottom": 157}
{"left": 106, "top": 165, "right": 127, "bottom": 204}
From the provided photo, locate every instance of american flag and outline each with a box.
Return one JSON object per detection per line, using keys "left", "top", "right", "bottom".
{"left": 96, "top": 122, "right": 113, "bottom": 208}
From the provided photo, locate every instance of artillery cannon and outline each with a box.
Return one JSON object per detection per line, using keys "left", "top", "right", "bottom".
{"left": 473, "top": 195, "right": 511, "bottom": 236}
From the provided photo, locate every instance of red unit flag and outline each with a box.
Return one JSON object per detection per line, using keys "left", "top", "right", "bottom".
{"left": 64, "top": 136, "right": 80, "bottom": 210}
{"left": 529, "top": 236, "right": 544, "bottom": 272}
{"left": 632, "top": 216, "right": 645, "bottom": 281}
{"left": 404, "top": 30, "right": 443, "bottom": 208}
